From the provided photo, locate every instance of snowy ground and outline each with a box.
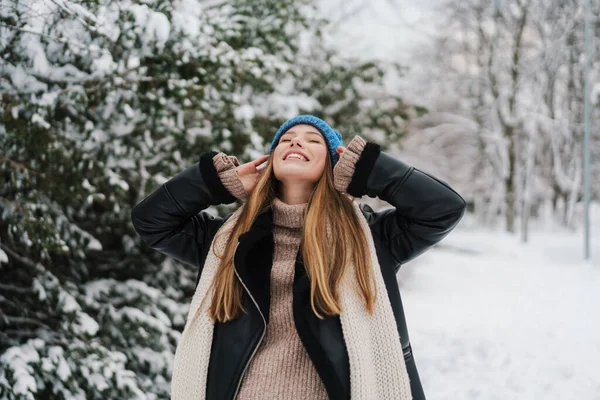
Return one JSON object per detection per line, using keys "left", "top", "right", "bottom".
{"left": 398, "top": 216, "right": 600, "bottom": 400}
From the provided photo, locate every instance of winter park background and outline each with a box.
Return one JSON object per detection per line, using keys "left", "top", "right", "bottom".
{"left": 0, "top": 0, "right": 599, "bottom": 399}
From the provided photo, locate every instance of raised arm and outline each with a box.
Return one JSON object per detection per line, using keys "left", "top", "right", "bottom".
{"left": 334, "top": 136, "right": 466, "bottom": 267}
{"left": 130, "top": 151, "right": 247, "bottom": 270}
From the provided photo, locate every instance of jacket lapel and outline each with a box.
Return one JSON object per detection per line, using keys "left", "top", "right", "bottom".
{"left": 234, "top": 209, "right": 274, "bottom": 323}
{"left": 293, "top": 251, "right": 350, "bottom": 400}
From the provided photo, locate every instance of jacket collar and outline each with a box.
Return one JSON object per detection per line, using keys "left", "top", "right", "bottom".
{"left": 234, "top": 208, "right": 274, "bottom": 322}
{"left": 237, "top": 206, "right": 272, "bottom": 243}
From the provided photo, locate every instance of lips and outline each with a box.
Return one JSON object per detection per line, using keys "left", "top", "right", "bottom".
{"left": 283, "top": 150, "right": 309, "bottom": 161}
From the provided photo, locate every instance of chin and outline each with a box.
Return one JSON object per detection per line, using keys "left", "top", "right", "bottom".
{"left": 274, "top": 167, "right": 321, "bottom": 183}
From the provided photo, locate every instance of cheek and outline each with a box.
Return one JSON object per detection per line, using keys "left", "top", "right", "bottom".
{"left": 311, "top": 149, "right": 328, "bottom": 174}
{"left": 316, "top": 148, "right": 328, "bottom": 165}
{"left": 271, "top": 146, "right": 281, "bottom": 161}
{"left": 271, "top": 148, "right": 285, "bottom": 176}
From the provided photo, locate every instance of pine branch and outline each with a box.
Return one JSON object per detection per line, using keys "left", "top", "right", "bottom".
{"left": 1, "top": 315, "right": 52, "bottom": 330}
{"left": 46, "top": 0, "right": 97, "bottom": 28}
{"left": 0, "top": 196, "right": 26, "bottom": 211}
{"left": 0, "top": 294, "right": 21, "bottom": 312}
{"left": 0, "top": 283, "right": 34, "bottom": 295}
{"left": 0, "top": 243, "right": 36, "bottom": 269}
{"left": 0, "top": 22, "right": 95, "bottom": 52}
{"left": 0, "top": 157, "right": 39, "bottom": 176}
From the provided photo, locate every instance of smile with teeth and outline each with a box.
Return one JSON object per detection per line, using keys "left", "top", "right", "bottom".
{"left": 285, "top": 153, "right": 308, "bottom": 161}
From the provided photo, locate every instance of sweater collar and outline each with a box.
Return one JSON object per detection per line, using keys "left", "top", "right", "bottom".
{"left": 271, "top": 197, "right": 307, "bottom": 229}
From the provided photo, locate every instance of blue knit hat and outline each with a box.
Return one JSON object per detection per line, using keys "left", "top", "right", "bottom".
{"left": 269, "top": 115, "right": 343, "bottom": 166}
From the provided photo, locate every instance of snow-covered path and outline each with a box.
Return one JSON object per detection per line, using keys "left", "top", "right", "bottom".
{"left": 398, "top": 222, "right": 600, "bottom": 400}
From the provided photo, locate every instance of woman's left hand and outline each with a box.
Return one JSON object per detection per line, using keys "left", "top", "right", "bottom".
{"left": 332, "top": 136, "right": 366, "bottom": 194}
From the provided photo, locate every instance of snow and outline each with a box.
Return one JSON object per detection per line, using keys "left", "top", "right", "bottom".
{"left": 32, "top": 278, "right": 47, "bottom": 301}
{"left": 42, "top": 347, "right": 71, "bottom": 381}
{"left": 146, "top": 12, "right": 171, "bottom": 51}
{"left": 118, "top": 307, "right": 168, "bottom": 334}
{"left": 86, "top": 237, "right": 103, "bottom": 251}
{"left": 58, "top": 291, "right": 80, "bottom": 313}
{"left": 91, "top": 129, "right": 109, "bottom": 143}
{"left": 153, "top": 173, "right": 169, "bottom": 185}
{"left": 91, "top": 49, "right": 116, "bottom": 75}
{"left": 234, "top": 104, "right": 256, "bottom": 120}
{"left": 111, "top": 121, "right": 136, "bottom": 137}
{"left": 0, "top": 341, "right": 42, "bottom": 398}
{"left": 256, "top": 92, "right": 320, "bottom": 119}
{"left": 31, "top": 113, "right": 51, "bottom": 129}
{"left": 123, "top": 104, "right": 135, "bottom": 119}
{"left": 75, "top": 313, "right": 99, "bottom": 336}
{"left": 131, "top": 4, "right": 171, "bottom": 53}
{"left": 106, "top": 169, "right": 130, "bottom": 191}
{"left": 398, "top": 216, "right": 600, "bottom": 400}
{"left": 187, "top": 126, "right": 212, "bottom": 137}
{"left": 592, "top": 82, "right": 600, "bottom": 105}
{"left": 81, "top": 179, "right": 95, "bottom": 192}
{"left": 95, "top": 3, "right": 121, "bottom": 42}
{"left": 124, "top": 279, "right": 161, "bottom": 300}
{"left": 56, "top": 356, "right": 71, "bottom": 382}
{"left": 131, "top": 347, "right": 170, "bottom": 374}
{"left": 38, "top": 91, "right": 60, "bottom": 106}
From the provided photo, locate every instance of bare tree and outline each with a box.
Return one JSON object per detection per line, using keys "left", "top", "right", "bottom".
{"left": 404, "top": 0, "right": 600, "bottom": 233}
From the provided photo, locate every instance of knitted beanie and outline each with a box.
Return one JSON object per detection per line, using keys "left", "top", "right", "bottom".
{"left": 269, "top": 115, "right": 343, "bottom": 166}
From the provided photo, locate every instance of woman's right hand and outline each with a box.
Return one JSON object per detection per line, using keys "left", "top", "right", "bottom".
{"left": 236, "top": 155, "right": 269, "bottom": 194}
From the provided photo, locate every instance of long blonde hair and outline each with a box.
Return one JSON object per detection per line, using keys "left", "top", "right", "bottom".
{"left": 208, "top": 149, "right": 377, "bottom": 323}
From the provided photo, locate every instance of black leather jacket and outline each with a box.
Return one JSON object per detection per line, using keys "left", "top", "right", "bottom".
{"left": 131, "top": 142, "right": 466, "bottom": 400}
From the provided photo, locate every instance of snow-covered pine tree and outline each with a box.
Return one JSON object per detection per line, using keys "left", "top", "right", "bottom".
{"left": 0, "top": 0, "right": 415, "bottom": 398}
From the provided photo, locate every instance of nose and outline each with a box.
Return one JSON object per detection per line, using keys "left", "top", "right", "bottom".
{"left": 290, "top": 136, "right": 304, "bottom": 147}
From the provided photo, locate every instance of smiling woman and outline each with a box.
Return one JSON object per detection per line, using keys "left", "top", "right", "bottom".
{"left": 131, "top": 114, "right": 466, "bottom": 400}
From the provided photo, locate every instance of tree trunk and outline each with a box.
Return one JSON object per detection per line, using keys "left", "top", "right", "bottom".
{"left": 505, "top": 126, "right": 517, "bottom": 233}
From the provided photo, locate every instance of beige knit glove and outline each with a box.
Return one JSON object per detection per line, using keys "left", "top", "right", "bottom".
{"left": 212, "top": 152, "right": 248, "bottom": 201}
{"left": 333, "top": 135, "right": 367, "bottom": 194}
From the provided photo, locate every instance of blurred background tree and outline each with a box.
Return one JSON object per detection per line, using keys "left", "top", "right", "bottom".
{"left": 387, "top": 0, "right": 600, "bottom": 235}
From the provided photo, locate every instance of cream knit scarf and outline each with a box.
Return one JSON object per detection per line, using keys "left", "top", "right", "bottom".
{"left": 170, "top": 201, "right": 412, "bottom": 399}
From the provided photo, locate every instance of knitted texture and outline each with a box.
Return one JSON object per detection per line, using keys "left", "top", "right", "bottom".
{"left": 333, "top": 135, "right": 367, "bottom": 194}
{"left": 169, "top": 200, "right": 412, "bottom": 400}
{"left": 170, "top": 205, "right": 243, "bottom": 400}
{"left": 213, "top": 152, "right": 248, "bottom": 200}
{"left": 270, "top": 115, "right": 343, "bottom": 166}
{"left": 236, "top": 197, "right": 328, "bottom": 399}
{"left": 338, "top": 202, "right": 412, "bottom": 399}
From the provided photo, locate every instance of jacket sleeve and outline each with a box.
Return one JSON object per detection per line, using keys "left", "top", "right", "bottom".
{"left": 130, "top": 151, "right": 240, "bottom": 268}
{"left": 339, "top": 136, "right": 467, "bottom": 265}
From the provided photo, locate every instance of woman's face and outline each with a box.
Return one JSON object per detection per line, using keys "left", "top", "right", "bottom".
{"left": 272, "top": 124, "right": 328, "bottom": 185}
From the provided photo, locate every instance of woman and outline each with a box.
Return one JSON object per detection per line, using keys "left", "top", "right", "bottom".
{"left": 131, "top": 115, "right": 466, "bottom": 400}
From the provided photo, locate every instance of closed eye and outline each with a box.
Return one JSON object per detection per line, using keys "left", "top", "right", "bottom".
{"left": 279, "top": 138, "right": 321, "bottom": 143}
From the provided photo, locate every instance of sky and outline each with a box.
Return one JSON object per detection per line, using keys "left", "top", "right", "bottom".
{"left": 319, "top": 0, "right": 443, "bottom": 62}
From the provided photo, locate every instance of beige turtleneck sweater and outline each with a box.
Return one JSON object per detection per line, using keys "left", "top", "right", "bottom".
{"left": 211, "top": 136, "right": 366, "bottom": 399}
{"left": 236, "top": 197, "right": 327, "bottom": 399}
